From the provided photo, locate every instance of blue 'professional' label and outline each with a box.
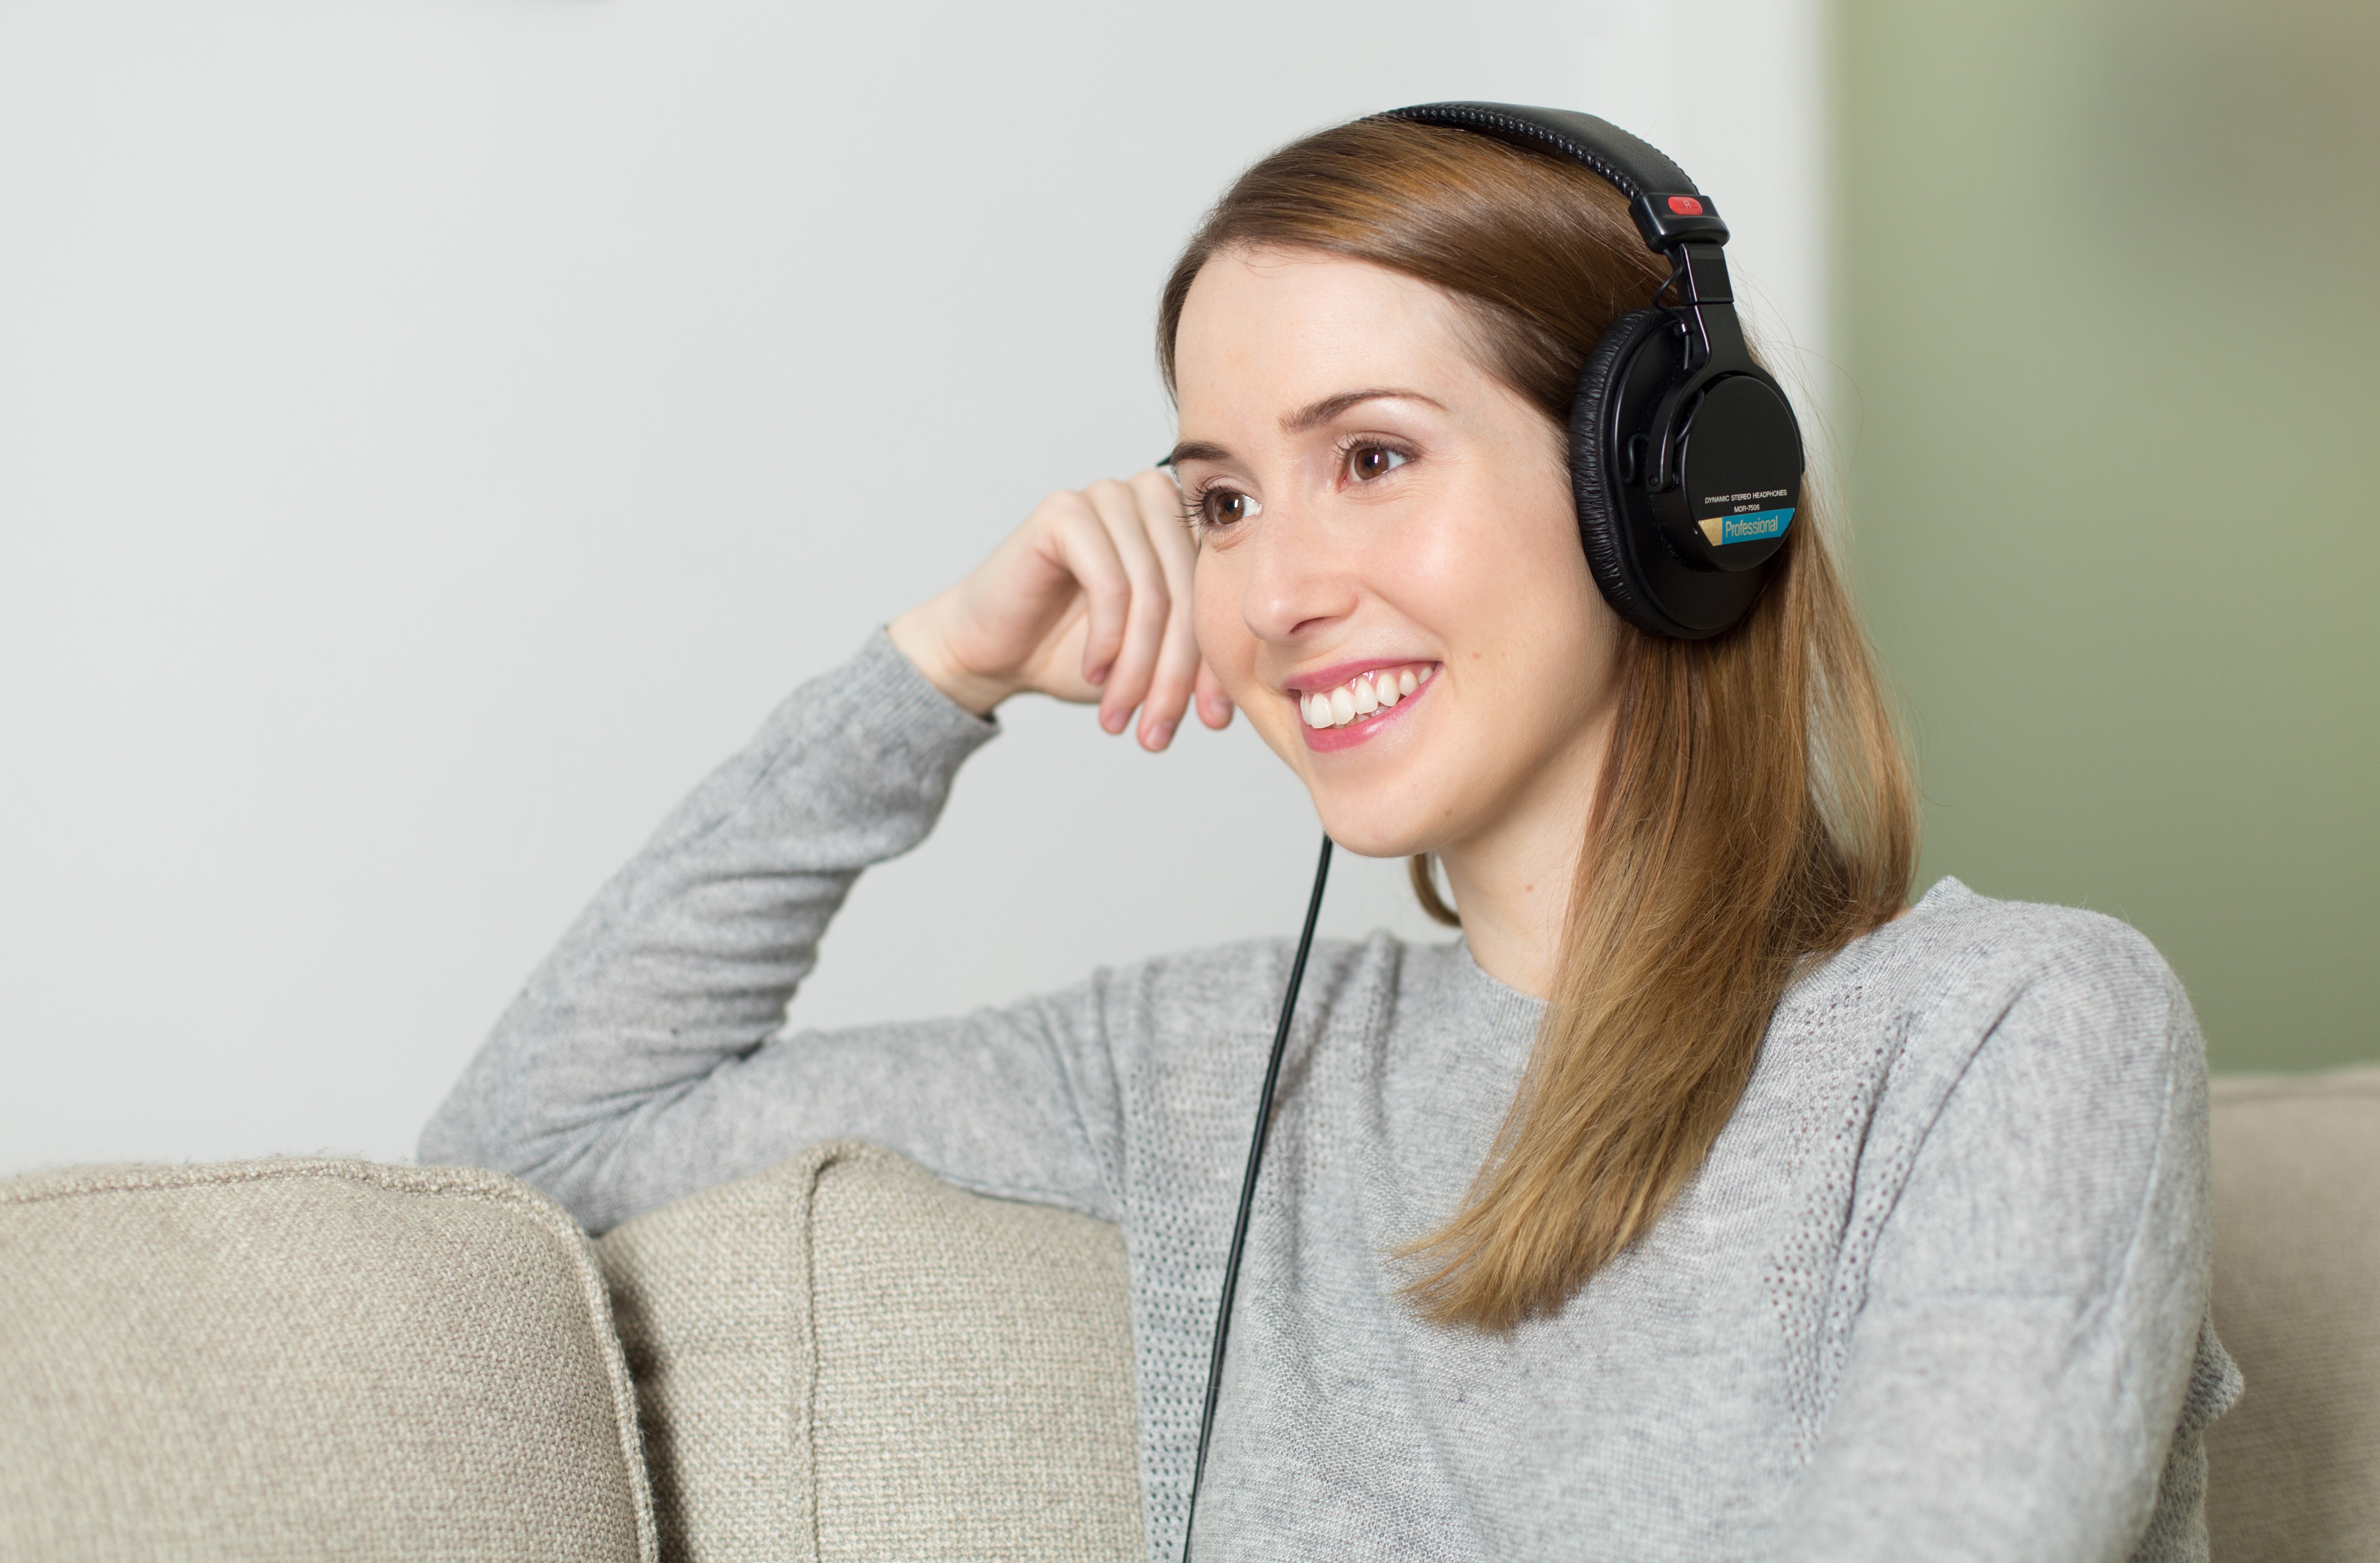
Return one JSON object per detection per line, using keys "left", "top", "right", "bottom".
{"left": 1716, "top": 507, "right": 1793, "bottom": 544}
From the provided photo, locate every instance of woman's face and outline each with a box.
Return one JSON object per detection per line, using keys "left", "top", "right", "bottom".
{"left": 1173, "top": 247, "right": 1624, "bottom": 862}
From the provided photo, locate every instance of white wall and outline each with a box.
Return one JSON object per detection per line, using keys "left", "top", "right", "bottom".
{"left": 0, "top": 0, "right": 1825, "bottom": 1173}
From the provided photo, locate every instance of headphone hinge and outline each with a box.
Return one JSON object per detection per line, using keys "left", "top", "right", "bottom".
{"left": 1647, "top": 294, "right": 1757, "bottom": 494}
{"left": 1655, "top": 244, "right": 1737, "bottom": 380}
{"left": 1659, "top": 243, "right": 1734, "bottom": 308}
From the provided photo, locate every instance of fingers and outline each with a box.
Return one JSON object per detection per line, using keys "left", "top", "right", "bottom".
{"left": 1130, "top": 469, "right": 1206, "bottom": 749}
{"left": 1194, "top": 659, "right": 1235, "bottom": 731}
{"left": 1080, "top": 477, "right": 1174, "bottom": 739}
{"left": 1009, "top": 471, "right": 1227, "bottom": 750}
{"left": 1032, "top": 491, "right": 1134, "bottom": 699}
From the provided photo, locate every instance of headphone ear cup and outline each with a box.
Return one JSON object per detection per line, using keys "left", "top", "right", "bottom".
{"left": 1568, "top": 308, "right": 1676, "bottom": 637}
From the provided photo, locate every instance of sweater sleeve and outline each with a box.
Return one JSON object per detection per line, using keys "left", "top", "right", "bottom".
{"left": 416, "top": 632, "right": 1124, "bottom": 1234}
{"left": 1776, "top": 915, "right": 2240, "bottom": 1563}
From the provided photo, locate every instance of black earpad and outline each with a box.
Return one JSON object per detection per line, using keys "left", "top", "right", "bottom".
{"left": 1570, "top": 311, "right": 1790, "bottom": 640}
{"left": 1568, "top": 308, "right": 1681, "bottom": 638}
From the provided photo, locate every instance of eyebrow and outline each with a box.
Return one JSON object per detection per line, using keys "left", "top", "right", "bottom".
{"left": 1281, "top": 387, "right": 1441, "bottom": 433}
{"left": 1165, "top": 387, "right": 1444, "bottom": 469}
{"left": 1164, "top": 440, "right": 1231, "bottom": 468}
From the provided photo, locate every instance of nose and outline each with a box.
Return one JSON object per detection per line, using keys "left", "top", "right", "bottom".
{"left": 1238, "top": 505, "right": 1360, "bottom": 647}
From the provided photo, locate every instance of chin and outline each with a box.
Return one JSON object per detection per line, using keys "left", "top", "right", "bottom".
{"left": 1310, "top": 815, "right": 1425, "bottom": 860}
{"left": 1262, "top": 734, "right": 1455, "bottom": 863}
{"left": 1302, "top": 774, "right": 1451, "bottom": 860}
{"left": 1243, "top": 685, "right": 1474, "bottom": 858}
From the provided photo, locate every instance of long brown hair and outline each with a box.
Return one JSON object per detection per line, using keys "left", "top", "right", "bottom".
{"left": 1159, "top": 117, "right": 1918, "bottom": 1331}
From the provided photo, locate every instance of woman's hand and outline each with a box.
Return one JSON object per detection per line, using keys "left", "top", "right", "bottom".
{"left": 888, "top": 471, "right": 1233, "bottom": 750}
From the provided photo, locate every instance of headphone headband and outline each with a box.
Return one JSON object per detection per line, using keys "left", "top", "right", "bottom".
{"left": 1381, "top": 101, "right": 1732, "bottom": 254}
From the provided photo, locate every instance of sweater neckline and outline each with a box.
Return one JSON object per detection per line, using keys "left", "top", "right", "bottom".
{"left": 1447, "top": 936, "right": 1549, "bottom": 1020}
{"left": 1437, "top": 875, "right": 1974, "bottom": 1016}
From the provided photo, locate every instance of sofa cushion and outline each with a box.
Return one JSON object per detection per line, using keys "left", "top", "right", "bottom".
{"left": 0, "top": 1158, "right": 656, "bottom": 1563}
{"left": 2206, "top": 1066, "right": 2380, "bottom": 1562}
{"left": 599, "top": 1140, "right": 1142, "bottom": 1563}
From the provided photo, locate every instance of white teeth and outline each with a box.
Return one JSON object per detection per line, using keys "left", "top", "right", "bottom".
{"left": 1294, "top": 664, "right": 1435, "bottom": 730}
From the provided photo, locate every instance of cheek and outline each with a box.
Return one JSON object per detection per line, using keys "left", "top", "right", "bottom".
{"left": 1190, "top": 549, "right": 1266, "bottom": 718}
{"left": 1191, "top": 553, "right": 1257, "bottom": 691}
{"left": 1405, "top": 477, "right": 1594, "bottom": 655}
{"left": 1194, "top": 552, "right": 1308, "bottom": 763}
{"left": 1410, "top": 475, "right": 1611, "bottom": 726}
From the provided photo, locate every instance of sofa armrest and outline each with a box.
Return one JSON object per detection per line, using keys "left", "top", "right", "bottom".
{"left": 0, "top": 1158, "right": 656, "bottom": 1562}
{"left": 2206, "top": 1066, "right": 2380, "bottom": 1562}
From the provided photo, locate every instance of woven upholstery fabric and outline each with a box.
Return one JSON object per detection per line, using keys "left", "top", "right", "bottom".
{"left": 0, "top": 1158, "right": 656, "bottom": 1563}
{"left": 2205, "top": 1067, "right": 2380, "bottom": 1562}
{"left": 599, "top": 1148, "right": 815, "bottom": 1561}
{"left": 599, "top": 1140, "right": 1142, "bottom": 1563}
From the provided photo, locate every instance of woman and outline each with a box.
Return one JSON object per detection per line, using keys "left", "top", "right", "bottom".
{"left": 423, "top": 108, "right": 2237, "bottom": 1561}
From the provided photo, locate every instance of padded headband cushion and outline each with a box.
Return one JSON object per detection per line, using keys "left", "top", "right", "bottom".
{"left": 1381, "top": 102, "right": 1696, "bottom": 207}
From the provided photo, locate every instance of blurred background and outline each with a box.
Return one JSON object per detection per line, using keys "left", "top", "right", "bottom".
{"left": 1839, "top": 0, "right": 2380, "bottom": 1076}
{"left": 0, "top": 0, "right": 2369, "bottom": 1174}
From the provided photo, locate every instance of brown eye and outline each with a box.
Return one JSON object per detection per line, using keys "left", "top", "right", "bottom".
{"left": 1348, "top": 444, "right": 1409, "bottom": 482}
{"left": 1202, "top": 489, "right": 1260, "bottom": 528}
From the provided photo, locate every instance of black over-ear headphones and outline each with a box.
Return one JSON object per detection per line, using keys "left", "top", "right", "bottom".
{"left": 1183, "top": 104, "right": 1804, "bottom": 1559}
{"left": 1383, "top": 102, "right": 1806, "bottom": 640}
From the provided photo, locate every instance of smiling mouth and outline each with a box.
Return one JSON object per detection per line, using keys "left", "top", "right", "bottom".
{"left": 1297, "top": 662, "right": 1434, "bottom": 729}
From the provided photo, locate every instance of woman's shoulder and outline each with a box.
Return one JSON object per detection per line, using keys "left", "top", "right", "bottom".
{"left": 1876, "top": 876, "right": 2186, "bottom": 1016}
{"left": 1784, "top": 877, "right": 2201, "bottom": 1104}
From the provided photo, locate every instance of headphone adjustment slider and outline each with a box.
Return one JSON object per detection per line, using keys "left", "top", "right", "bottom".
{"left": 1630, "top": 191, "right": 1731, "bottom": 250}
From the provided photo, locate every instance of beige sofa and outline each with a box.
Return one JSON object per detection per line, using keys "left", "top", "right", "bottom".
{"left": 2, "top": 1070, "right": 2374, "bottom": 1562}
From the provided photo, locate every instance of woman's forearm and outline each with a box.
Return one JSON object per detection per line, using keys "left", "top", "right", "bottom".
{"left": 416, "top": 631, "right": 999, "bottom": 1229}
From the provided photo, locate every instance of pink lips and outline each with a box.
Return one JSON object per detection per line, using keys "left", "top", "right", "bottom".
{"left": 1290, "top": 662, "right": 1437, "bottom": 753}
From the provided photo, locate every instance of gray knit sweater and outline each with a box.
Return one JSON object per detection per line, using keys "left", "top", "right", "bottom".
{"left": 421, "top": 632, "right": 2241, "bottom": 1563}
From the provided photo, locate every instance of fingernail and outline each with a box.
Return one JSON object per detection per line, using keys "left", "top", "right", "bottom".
{"left": 1102, "top": 708, "right": 1125, "bottom": 734}
{"left": 1146, "top": 721, "right": 1175, "bottom": 750}
{"left": 1088, "top": 665, "right": 1109, "bottom": 686}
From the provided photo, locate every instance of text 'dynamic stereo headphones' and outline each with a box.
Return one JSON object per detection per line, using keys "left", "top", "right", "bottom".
{"left": 1383, "top": 101, "right": 1806, "bottom": 641}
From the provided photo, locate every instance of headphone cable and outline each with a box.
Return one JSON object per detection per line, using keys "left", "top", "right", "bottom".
{"left": 1180, "top": 831, "right": 1334, "bottom": 1560}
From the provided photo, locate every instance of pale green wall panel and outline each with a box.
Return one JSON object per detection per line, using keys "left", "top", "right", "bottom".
{"left": 1835, "top": 0, "right": 2379, "bottom": 1070}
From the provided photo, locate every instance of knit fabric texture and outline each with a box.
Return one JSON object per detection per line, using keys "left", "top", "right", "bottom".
{"left": 0, "top": 1158, "right": 655, "bottom": 1563}
{"left": 2201, "top": 1066, "right": 2380, "bottom": 1560}
{"left": 422, "top": 632, "right": 2241, "bottom": 1563}
{"left": 597, "top": 1138, "right": 1142, "bottom": 1563}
